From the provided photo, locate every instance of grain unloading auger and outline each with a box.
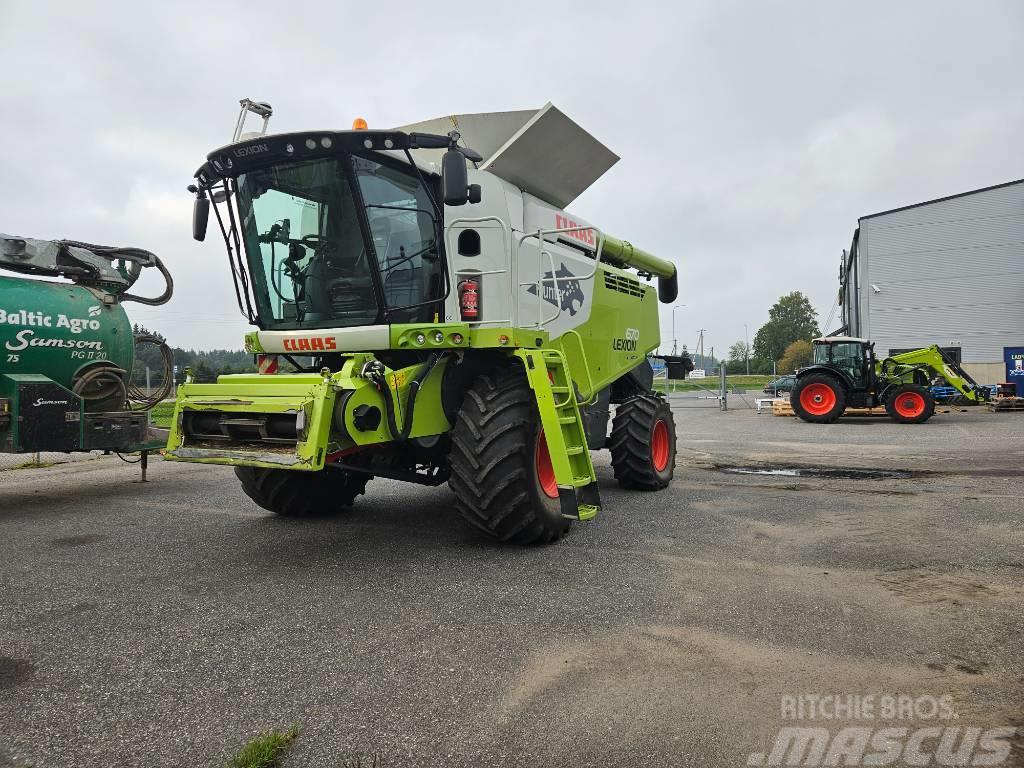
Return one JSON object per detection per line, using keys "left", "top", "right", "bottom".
{"left": 167, "top": 100, "right": 681, "bottom": 543}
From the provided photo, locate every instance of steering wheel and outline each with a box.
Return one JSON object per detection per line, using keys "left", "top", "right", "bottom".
{"left": 299, "top": 234, "right": 329, "bottom": 249}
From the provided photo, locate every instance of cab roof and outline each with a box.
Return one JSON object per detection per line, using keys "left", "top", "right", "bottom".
{"left": 813, "top": 336, "right": 870, "bottom": 344}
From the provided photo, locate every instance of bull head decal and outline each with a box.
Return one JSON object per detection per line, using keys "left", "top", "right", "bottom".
{"left": 526, "top": 263, "right": 584, "bottom": 316}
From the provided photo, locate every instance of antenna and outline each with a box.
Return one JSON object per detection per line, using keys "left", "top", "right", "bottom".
{"left": 233, "top": 99, "right": 273, "bottom": 143}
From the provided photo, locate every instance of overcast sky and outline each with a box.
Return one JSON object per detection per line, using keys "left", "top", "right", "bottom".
{"left": 1, "top": 1, "right": 1021, "bottom": 357}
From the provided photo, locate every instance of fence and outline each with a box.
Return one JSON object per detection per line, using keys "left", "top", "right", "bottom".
{"left": 654, "top": 367, "right": 767, "bottom": 411}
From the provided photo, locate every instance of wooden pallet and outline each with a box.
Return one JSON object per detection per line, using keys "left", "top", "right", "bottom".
{"left": 987, "top": 397, "right": 1024, "bottom": 412}
{"left": 772, "top": 400, "right": 886, "bottom": 417}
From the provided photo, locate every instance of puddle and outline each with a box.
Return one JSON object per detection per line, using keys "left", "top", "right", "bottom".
{"left": 715, "top": 465, "right": 915, "bottom": 480}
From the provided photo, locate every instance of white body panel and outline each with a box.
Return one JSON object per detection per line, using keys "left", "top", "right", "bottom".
{"left": 255, "top": 325, "right": 389, "bottom": 353}
{"left": 442, "top": 171, "right": 599, "bottom": 341}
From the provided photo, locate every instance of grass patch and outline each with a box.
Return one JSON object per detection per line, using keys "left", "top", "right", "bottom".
{"left": 655, "top": 374, "right": 773, "bottom": 393}
{"left": 224, "top": 724, "right": 300, "bottom": 768}
{"left": 149, "top": 401, "right": 175, "bottom": 428}
{"left": 10, "top": 459, "right": 59, "bottom": 470}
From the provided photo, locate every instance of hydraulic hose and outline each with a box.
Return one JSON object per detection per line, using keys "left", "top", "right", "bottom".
{"left": 128, "top": 335, "right": 174, "bottom": 410}
{"left": 72, "top": 364, "right": 128, "bottom": 409}
{"left": 57, "top": 240, "right": 174, "bottom": 306}
{"left": 122, "top": 256, "right": 174, "bottom": 306}
{"left": 367, "top": 352, "right": 446, "bottom": 442}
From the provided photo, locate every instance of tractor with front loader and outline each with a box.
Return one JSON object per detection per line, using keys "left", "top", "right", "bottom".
{"left": 166, "top": 101, "right": 683, "bottom": 544}
{"left": 790, "top": 336, "right": 990, "bottom": 424}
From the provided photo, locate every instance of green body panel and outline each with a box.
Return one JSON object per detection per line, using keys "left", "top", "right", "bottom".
{"left": 552, "top": 265, "right": 660, "bottom": 401}
{"left": 0, "top": 372, "right": 161, "bottom": 454}
{"left": 165, "top": 354, "right": 454, "bottom": 469}
{"left": 0, "top": 275, "right": 134, "bottom": 395}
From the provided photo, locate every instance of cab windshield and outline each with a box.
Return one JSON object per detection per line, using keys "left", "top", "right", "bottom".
{"left": 815, "top": 342, "right": 866, "bottom": 380}
{"left": 235, "top": 154, "right": 441, "bottom": 329}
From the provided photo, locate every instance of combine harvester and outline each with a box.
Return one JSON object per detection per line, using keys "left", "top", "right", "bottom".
{"left": 168, "top": 100, "right": 681, "bottom": 543}
{"left": 0, "top": 234, "right": 173, "bottom": 474}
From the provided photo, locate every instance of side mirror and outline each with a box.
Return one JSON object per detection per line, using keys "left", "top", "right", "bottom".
{"left": 193, "top": 195, "right": 210, "bottom": 242}
{"left": 442, "top": 149, "right": 468, "bottom": 206}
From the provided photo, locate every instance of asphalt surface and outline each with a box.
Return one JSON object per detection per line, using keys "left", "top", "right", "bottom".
{"left": 1, "top": 403, "right": 1022, "bottom": 767}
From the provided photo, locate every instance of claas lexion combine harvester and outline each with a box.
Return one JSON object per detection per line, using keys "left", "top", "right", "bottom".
{"left": 167, "top": 100, "right": 684, "bottom": 544}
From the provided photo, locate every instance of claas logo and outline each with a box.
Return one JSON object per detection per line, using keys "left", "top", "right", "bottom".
{"left": 555, "top": 214, "right": 595, "bottom": 246}
{"left": 283, "top": 336, "right": 338, "bottom": 352}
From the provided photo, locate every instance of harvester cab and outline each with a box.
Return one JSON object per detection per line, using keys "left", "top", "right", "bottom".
{"left": 790, "top": 336, "right": 989, "bottom": 425}
{"left": 168, "top": 100, "right": 681, "bottom": 544}
{"left": 0, "top": 233, "right": 173, "bottom": 461}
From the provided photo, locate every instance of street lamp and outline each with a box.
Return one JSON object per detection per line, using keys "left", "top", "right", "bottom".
{"left": 744, "top": 323, "right": 750, "bottom": 375}
{"left": 671, "top": 305, "right": 686, "bottom": 355}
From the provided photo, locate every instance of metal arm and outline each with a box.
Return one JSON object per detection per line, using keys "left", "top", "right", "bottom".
{"left": 879, "top": 346, "right": 989, "bottom": 403}
{"left": 0, "top": 233, "right": 172, "bottom": 305}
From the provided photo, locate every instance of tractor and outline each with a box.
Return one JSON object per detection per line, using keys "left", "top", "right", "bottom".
{"left": 166, "top": 100, "right": 683, "bottom": 544}
{"left": 0, "top": 233, "right": 173, "bottom": 468}
{"left": 790, "top": 336, "right": 990, "bottom": 424}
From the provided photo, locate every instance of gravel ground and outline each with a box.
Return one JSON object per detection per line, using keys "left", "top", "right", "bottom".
{"left": 0, "top": 404, "right": 1021, "bottom": 767}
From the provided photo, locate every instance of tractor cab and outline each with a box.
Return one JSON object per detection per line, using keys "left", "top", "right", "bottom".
{"left": 809, "top": 337, "right": 874, "bottom": 389}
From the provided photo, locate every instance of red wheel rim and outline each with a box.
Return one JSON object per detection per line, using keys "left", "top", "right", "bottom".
{"left": 651, "top": 419, "right": 670, "bottom": 472}
{"left": 894, "top": 392, "right": 925, "bottom": 418}
{"left": 799, "top": 383, "right": 837, "bottom": 416}
{"left": 535, "top": 430, "right": 559, "bottom": 499}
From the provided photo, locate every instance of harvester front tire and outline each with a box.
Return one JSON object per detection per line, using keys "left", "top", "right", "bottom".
{"left": 234, "top": 466, "right": 369, "bottom": 517}
{"left": 791, "top": 374, "right": 847, "bottom": 423}
{"left": 609, "top": 394, "right": 677, "bottom": 490}
{"left": 448, "top": 365, "right": 570, "bottom": 545}
{"left": 885, "top": 384, "right": 935, "bottom": 424}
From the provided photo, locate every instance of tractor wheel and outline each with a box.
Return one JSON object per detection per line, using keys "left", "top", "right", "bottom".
{"left": 234, "top": 466, "right": 369, "bottom": 517}
{"left": 609, "top": 394, "right": 677, "bottom": 490}
{"left": 448, "top": 364, "right": 570, "bottom": 545}
{"left": 791, "top": 374, "right": 847, "bottom": 423}
{"left": 885, "top": 384, "right": 935, "bottom": 424}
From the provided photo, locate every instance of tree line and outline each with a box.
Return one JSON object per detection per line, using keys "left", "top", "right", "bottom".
{"left": 132, "top": 325, "right": 257, "bottom": 384}
{"left": 725, "top": 291, "right": 821, "bottom": 376}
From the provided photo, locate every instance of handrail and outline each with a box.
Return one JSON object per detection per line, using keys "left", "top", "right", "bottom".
{"left": 517, "top": 225, "right": 605, "bottom": 330}
{"left": 443, "top": 216, "right": 513, "bottom": 327}
{"left": 561, "top": 328, "right": 598, "bottom": 404}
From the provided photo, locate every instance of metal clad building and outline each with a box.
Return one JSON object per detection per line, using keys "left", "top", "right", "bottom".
{"left": 839, "top": 178, "right": 1024, "bottom": 383}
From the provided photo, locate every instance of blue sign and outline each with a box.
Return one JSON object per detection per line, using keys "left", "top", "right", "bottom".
{"left": 1005, "top": 347, "right": 1024, "bottom": 385}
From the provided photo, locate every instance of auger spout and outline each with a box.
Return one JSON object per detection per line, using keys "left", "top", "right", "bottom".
{"left": 601, "top": 234, "right": 678, "bottom": 303}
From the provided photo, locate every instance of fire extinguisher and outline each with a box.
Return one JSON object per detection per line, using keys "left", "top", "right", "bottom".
{"left": 459, "top": 277, "right": 479, "bottom": 320}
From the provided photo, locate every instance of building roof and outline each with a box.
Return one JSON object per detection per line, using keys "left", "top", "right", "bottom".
{"left": 859, "top": 177, "right": 1024, "bottom": 222}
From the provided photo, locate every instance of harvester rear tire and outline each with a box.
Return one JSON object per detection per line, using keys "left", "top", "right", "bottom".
{"left": 234, "top": 466, "right": 369, "bottom": 517}
{"left": 791, "top": 373, "right": 847, "bottom": 423}
{"left": 885, "top": 384, "right": 935, "bottom": 424}
{"left": 448, "top": 364, "right": 571, "bottom": 545}
{"left": 609, "top": 394, "right": 677, "bottom": 490}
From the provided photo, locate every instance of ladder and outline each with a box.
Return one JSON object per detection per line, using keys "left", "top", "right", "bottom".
{"left": 515, "top": 349, "right": 602, "bottom": 521}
